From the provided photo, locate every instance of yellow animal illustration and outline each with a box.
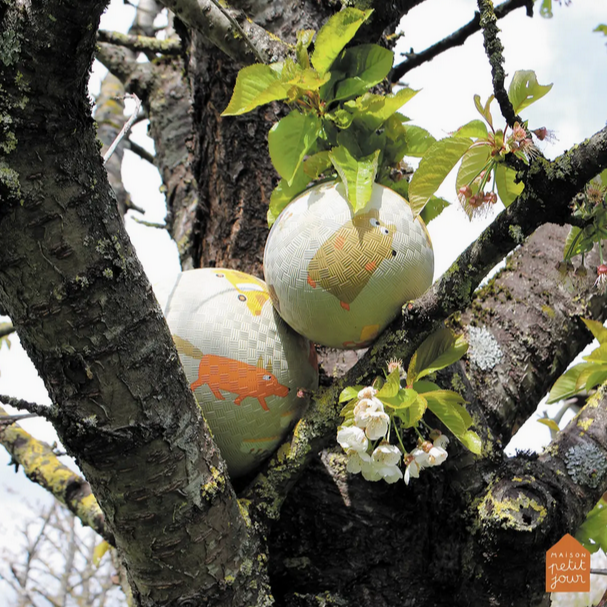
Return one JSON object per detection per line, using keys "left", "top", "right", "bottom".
{"left": 307, "top": 209, "right": 397, "bottom": 310}
{"left": 215, "top": 270, "right": 270, "bottom": 316}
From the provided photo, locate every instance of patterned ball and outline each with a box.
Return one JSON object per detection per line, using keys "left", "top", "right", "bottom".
{"left": 263, "top": 181, "right": 434, "bottom": 349}
{"left": 163, "top": 269, "right": 319, "bottom": 478}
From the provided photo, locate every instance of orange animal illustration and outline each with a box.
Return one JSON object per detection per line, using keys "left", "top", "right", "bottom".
{"left": 173, "top": 335, "right": 288, "bottom": 412}
{"left": 307, "top": 209, "right": 397, "bottom": 310}
{"left": 215, "top": 270, "right": 270, "bottom": 316}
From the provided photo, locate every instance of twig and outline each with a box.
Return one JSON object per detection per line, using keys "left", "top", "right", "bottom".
{"left": 0, "top": 413, "right": 38, "bottom": 427}
{"left": 128, "top": 139, "right": 156, "bottom": 165}
{"left": 477, "top": 0, "right": 522, "bottom": 127}
{"left": 103, "top": 94, "right": 142, "bottom": 165}
{"left": 0, "top": 394, "right": 56, "bottom": 421}
{"left": 97, "top": 30, "right": 181, "bottom": 55}
{"left": 391, "top": 0, "right": 533, "bottom": 82}
{"left": 130, "top": 217, "right": 167, "bottom": 229}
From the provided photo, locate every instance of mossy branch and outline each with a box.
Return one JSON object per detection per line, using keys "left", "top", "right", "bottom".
{"left": 98, "top": 30, "right": 182, "bottom": 55}
{"left": 391, "top": 0, "right": 533, "bottom": 81}
{"left": 477, "top": 0, "right": 522, "bottom": 127}
{"left": 158, "top": 0, "right": 288, "bottom": 64}
{"left": 0, "top": 405, "right": 114, "bottom": 545}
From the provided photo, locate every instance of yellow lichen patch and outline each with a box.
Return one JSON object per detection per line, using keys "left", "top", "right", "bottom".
{"left": 237, "top": 498, "right": 252, "bottom": 527}
{"left": 577, "top": 418, "right": 593, "bottom": 432}
{"left": 479, "top": 490, "right": 547, "bottom": 530}
{"left": 200, "top": 465, "right": 226, "bottom": 502}
{"left": 276, "top": 442, "right": 291, "bottom": 462}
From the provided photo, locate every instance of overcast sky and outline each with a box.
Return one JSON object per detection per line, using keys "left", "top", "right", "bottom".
{"left": 1, "top": 0, "right": 606, "bottom": 581}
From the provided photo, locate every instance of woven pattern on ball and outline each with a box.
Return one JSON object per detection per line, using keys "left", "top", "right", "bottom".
{"left": 164, "top": 269, "right": 318, "bottom": 477}
{"left": 263, "top": 182, "right": 434, "bottom": 349}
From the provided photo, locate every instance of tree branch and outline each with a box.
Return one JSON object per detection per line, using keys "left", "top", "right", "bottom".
{"left": 127, "top": 139, "right": 156, "bottom": 165}
{"left": 477, "top": 0, "right": 522, "bottom": 127}
{"left": 391, "top": 0, "right": 533, "bottom": 82}
{"left": 158, "top": 0, "right": 288, "bottom": 64}
{"left": 0, "top": 394, "right": 58, "bottom": 422}
{"left": 0, "top": 405, "right": 113, "bottom": 545}
{"left": 97, "top": 30, "right": 182, "bottom": 55}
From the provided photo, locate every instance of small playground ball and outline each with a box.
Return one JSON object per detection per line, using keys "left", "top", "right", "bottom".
{"left": 263, "top": 181, "right": 434, "bottom": 349}
{"left": 163, "top": 269, "right": 318, "bottom": 478}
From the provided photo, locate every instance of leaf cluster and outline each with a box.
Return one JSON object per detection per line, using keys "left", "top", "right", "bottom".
{"left": 408, "top": 71, "right": 552, "bottom": 219}
{"left": 563, "top": 170, "right": 607, "bottom": 261}
{"left": 547, "top": 318, "right": 607, "bottom": 404}
{"left": 221, "top": 8, "right": 434, "bottom": 225}
{"left": 339, "top": 327, "right": 481, "bottom": 454}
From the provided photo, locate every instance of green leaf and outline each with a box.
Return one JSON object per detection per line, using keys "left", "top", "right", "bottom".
{"left": 339, "top": 386, "right": 362, "bottom": 403}
{"left": 329, "top": 146, "right": 380, "bottom": 213}
{"left": 394, "top": 393, "right": 427, "bottom": 428}
{"left": 411, "top": 380, "right": 441, "bottom": 393}
{"left": 332, "top": 44, "right": 394, "bottom": 101}
{"left": 584, "top": 344, "right": 607, "bottom": 364}
{"left": 539, "top": 0, "right": 553, "bottom": 18}
{"left": 455, "top": 143, "right": 492, "bottom": 194}
{"left": 576, "top": 499, "right": 607, "bottom": 553}
{"left": 424, "top": 390, "right": 471, "bottom": 438}
{"left": 584, "top": 368, "right": 607, "bottom": 393}
{"left": 379, "top": 177, "right": 408, "bottom": 200}
{"left": 382, "top": 115, "right": 408, "bottom": 166}
{"left": 408, "top": 328, "right": 468, "bottom": 383}
{"left": 594, "top": 24, "right": 607, "bottom": 36}
{"left": 508, "top": 70, "right": 553, "bottom": 114}
{"left": 380, "top": 388, "right": 418, "bottom": 410}
{"left": 296, "top": 29, "right": 315, "bottom": 68}
{"left": 537, "top": 418, "right": 560, "bottom": 432}
{"left": 474, "top": 94, "right": 494, "bottom": 129}
{"left": 582, "top": 318, "right": 607, "bottom": 345}
{"left": 452, "top": 119, "right": 488, "bottom": 140}
{"left": 546, "top": 362, "right": 597, "bottom": 404}
{"left": 268, "top": 111, "right": 322, "bottom": 185}
{"left": 495, "top": 163, "right": 524, "bottom": 207}
{"left": 408, "top": 136, "right": 473, "bottom": 217}
{"left": 304, "top": 151, "right": 333, "bottom": 179}
{"left": 563, "top": 225, "right": 595, "bottom": 261}
{"left": 460, "top": 430, "right": 482, "bottom": 455}
{"left": 267, "top": 168, "right": 310, "bottom": 227}
{"left": 420, "top": 196, "right": 450, "bottom": 224}
{"left": 311, "top": 8, "right": 373, "bottom": 76}
{"left": 222, "top": 64, "right": 290, "bottom": 116}
{"left": 402, "top": 125, "right": 437, "bottom": 158}
{"left": 346, "top": 89, "right": 418, "bottom": 131}
{"left": 286, "top": 68, "right": 332, "bottom": 91}
{"left": 376, "top": 369, "right": 402, "bottom": 399}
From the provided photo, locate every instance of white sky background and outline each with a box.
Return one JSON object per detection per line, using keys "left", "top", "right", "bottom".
{"left": 0, "top": 0, "right": 606, "bottom": 588}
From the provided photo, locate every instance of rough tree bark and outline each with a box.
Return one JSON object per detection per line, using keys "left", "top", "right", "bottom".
{"left": 1, "top": 1, "right": 607, "bottom": 607}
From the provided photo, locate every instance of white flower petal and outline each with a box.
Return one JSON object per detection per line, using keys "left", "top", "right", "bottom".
{"left": 372, "top": 444, "right": 401, "bottom": 466}
{"left": 337, "top": 426, "right": 368, "bottom": 453}
{"left": 365, "top": 414, "right": 389, "bottom": 440}
{"left": 357, "top": 386, "right": 377, "bottom": 400}
{"left": 433, "top": 434, "right": 449, "bottom": 450}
